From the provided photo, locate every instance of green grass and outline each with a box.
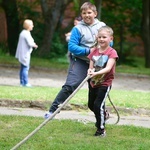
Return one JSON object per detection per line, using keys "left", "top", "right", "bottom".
{"left": 0, "top": 53, "right": 69, "bottom": 70}
{"left": 116, "top": 56, "right": 150, "bottom": 76}
{"left": 0, "top": 53, "right": 150, "bottom": 110}
{"left": 0, "top": 52, "right": 150, "bottom": 149}
{"left": 116, "top": 64, "right": 150, "bottom": 75}
{"left": 0, "top": 86, "right": 150, "bottom": 109}
{"left": 0, "top": 52, "right": 150, "bottom": 76}
{"left": 0, "top": 115, "right": 149, "bottom": 150}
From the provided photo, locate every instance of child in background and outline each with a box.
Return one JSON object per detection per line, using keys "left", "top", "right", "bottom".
{"left": 65, "top": 16, "right": 82, "bottom": 60}
{"left": 88, "top": 26, "right": 118, "bottom": 137}
{"left": 15, "top": 19, "right": 38, "bottom": 87}
{"left": 65, "top": 16, "right": 82, "bottom": 42}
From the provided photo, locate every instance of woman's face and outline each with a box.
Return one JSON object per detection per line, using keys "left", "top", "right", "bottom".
{"left": 28, "top": 22, "right": 34, "bottom": 31}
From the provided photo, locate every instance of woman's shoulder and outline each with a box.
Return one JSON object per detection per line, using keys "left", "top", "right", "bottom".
{"left": 20, "top": 29, "right": 29, "bottom": 34}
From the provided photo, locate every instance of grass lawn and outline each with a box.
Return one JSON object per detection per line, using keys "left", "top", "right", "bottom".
{"left": 0, "top": 115, "right": 149, "bottom": 150}
{"left": 0, "top": 86, "right": 150, "bottom": 110}
{"left": 0, "top": 53, "right": 150, "bottom": 149}
{"left": 0, "top": 53, "right": 150, "bottom": 76}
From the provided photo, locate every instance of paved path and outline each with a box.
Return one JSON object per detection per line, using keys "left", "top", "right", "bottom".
{"left": 0, "top": 65, "right": 150, "bottom": 128}
{"left": 0, "top": 107, "right": 150, "bottom": 128}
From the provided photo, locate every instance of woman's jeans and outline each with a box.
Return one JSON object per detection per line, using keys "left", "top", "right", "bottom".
{"left": 20, "top": 64, "right": 29, "bottom": 86}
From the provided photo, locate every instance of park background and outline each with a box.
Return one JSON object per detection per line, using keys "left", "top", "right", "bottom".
{"left": 0, "top": 0, "right": 149, "bottom": 68}
{"left": 0, "top": 1, "right": 150, "bottom": 149}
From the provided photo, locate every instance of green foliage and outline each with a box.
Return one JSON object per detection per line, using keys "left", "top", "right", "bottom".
{"left": 17, "top": 0, "right": 41, "bottom": 21}
{"left": 73, "top": 0, "right": 80, "bottom": 11}
{"left": 90, "top": 0, "right": 95, "bottom": 4}
{"left": 50, "top": 32, "right": 68, "bottom": 58}
{"left": 101, "top": 0, "right": 143, "bottom": 62}
{"left": 0, "top": 116, "right": 150, "bottom": 150}
{"left": 114, "top": 40, "right": 138, "bottom": 63}
{"left": 0, "top": 0, "right": 145, "bottom": 62}
{"left": 17, "top": 0, "right": 44, "bottom": 50}
{"left": 0, "top": 43, "right": 9, "bottom": 54}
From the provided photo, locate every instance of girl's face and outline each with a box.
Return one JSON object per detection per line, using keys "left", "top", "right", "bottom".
{"left": 81, "top": 8, "right": 97, "bottom": 25}
{"left": 97, "top": 30, "right": 113, "bottom": 48}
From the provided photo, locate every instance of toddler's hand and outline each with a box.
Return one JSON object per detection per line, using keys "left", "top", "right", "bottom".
{"left": 87, "top": 68, "right": 95, "bottom": 75}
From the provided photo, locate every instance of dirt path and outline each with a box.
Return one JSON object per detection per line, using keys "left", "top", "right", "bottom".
{"left": 0, "top": 107, "right": 150, "bottom": 128}
{"left": 0, "top": 65, "right": 150, "bottom": 91}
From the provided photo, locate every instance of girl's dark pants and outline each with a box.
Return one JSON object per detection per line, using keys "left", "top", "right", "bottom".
{"left": 49, "top": 56, "right": 89, "bottom": 113}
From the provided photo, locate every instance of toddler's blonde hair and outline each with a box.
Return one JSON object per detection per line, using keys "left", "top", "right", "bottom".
{"left": 98, "top": 26, "right": 114, "bottom": 36}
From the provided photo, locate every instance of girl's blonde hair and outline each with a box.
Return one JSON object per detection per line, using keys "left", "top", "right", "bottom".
{"left": 23, "top": 19, "right": 33, "bottom": 30}
{"left": 80, "top": 2, "right": 97, "bottom": 13}
{"left": 98, "top": 26, "right": 114, "bottom": 36}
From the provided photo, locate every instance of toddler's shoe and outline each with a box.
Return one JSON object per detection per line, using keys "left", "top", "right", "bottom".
{"left": 94, "top": 128, "right": 106, "bottom": 137}
{"left": 44, "top": 112, "right": 53, "bottom": 119}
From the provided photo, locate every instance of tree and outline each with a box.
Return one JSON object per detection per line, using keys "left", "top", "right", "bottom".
{"left": 101, "top": 0, "right": 143, "bottom": 64}
{"left": 95, "top": 0, "right": 102, "bottom": 20}
{"left": 1, "top": 0, "right": 20, "bottom": 55}
{"left": 142, "top": 0, "right": 150, "bottom": 68}
{"left": 1, "top": 0, "right": 149, "bottom": 66}
{"left": 39, "top": 0, "right": 72, "bottom": 57}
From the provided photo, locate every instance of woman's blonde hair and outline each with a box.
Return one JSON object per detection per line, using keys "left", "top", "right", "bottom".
{"left": 23, "top": 19, "right": 33, "bottom": 30}
{"left": 80, "top": 2, "right": 97, "bottom": 13}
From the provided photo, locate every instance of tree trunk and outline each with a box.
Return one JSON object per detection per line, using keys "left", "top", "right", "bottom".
{"left": 95, "top": 0, "right": 102, "bottom": 20}
{"left": 39, "top": 0, "right": 70, "bottom": 57}
{"left": 1, "top": 0, "right": 20, "bottom": 56}
{"left": 142, "top": 0, "right": 150, "bottom": 68}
